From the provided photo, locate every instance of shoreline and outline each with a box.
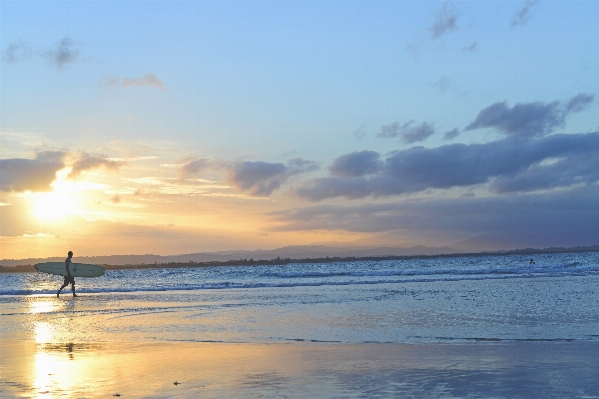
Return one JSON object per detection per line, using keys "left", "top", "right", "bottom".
{"left": 1, "top": 245, "right": 598, "bottom": 273}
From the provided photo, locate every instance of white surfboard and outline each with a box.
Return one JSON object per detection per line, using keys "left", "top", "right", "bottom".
{"left": 34, "top": 262, "right": 105, "bottom": 278}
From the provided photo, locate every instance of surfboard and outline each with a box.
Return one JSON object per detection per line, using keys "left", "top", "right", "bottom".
{"left": 34, "top": 262, "right": 105, "bottom": 278}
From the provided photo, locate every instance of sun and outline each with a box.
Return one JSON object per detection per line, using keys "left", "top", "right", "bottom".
{"left": 31, "top": 191, "right": 76, "bottom": 220}
{"left": 30, "top": 169, "right": 82, "bottom": 221}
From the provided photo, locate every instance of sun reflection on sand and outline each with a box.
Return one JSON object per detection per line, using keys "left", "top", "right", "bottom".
{"left": 31, "top": 331, "right": 105, "bottom": 398}
{"left": 34, "top": 352, "right": 57, "bottom": 399}
{"left": 30, "top": 301, "right": 56, "bottom": 314}
{"left": 34, "top": 322, "right": 55, "bottom": 344}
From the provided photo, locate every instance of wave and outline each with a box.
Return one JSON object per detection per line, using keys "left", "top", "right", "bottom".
{"left": 2, "top": 268, "right": 598, "bottom": 296}
{"left": 261, "top": 261, "right": 596, "bottom": 279}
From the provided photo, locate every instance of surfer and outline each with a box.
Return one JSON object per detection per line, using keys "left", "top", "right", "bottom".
{"left": 57, "top": 251, "right": 78, "bottom": 298}
{"left": 529, "top": 258, "right": 535, "bottom": 265}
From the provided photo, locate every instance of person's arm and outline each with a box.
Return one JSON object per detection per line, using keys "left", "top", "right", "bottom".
{"left": 66, "top": 260, "right": 72, "bottom": 277}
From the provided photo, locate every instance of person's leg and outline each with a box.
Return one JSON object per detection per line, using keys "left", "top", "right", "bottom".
{"left": 57, "top": 279, "right": 68, "bottom": 297}
{"left": 71, "top": 278, "right": 77, "bottom": 297}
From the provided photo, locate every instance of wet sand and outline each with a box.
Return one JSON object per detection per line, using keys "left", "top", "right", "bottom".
{"left": 2, "top": 339, "right": 599, "bottom": 398}
{"left": 3, "top": 280, "right": 599, "bottom": 398}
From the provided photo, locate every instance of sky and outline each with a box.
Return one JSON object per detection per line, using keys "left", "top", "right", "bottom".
{"left": 1, "top": 1, "right": 598, "bottom": 259}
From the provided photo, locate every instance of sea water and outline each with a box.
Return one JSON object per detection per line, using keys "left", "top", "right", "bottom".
{"left": 1, "top": 252, "right": 599, "bottom": 344}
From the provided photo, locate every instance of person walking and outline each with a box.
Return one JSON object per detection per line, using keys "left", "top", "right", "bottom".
{"left": 57, "top": 251, "right": 78, "bottom": 298}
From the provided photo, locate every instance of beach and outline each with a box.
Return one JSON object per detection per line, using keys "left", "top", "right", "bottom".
{"left": 2, "top": 253, "right": 599, "bottom": 398}
{"left": 3, "top": 337, "right": 599, "bottom": 398}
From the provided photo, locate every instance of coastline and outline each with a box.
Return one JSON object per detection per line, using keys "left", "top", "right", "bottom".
{"left": 2, "top": 244, "right": 599, "bottom": 273}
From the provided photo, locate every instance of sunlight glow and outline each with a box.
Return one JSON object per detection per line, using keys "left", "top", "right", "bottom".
{"left": 30, "top": 169, "right": 87, "bottom": 221}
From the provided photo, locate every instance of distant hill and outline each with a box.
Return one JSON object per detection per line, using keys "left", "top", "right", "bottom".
{"left": 3, "top": 241, "right": 599, "bottom": 268}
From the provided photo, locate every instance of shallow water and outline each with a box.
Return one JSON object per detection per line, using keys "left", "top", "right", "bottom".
{"left": 1, "top": 252, "right": 599, "bottom": 344}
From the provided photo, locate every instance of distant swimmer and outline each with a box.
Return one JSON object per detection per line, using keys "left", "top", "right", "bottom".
{"left": 57, "top": 251, "right": 78, "bottom": 298}
{"left": 529, "top": 258, "right": 535, "bottom": 264}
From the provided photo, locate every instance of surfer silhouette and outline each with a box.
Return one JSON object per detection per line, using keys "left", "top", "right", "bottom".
{"left": 57, "top": 251, "right": 78, "bottom": 298}
{"left": 529, "top": 258, "right": 535, "bottom": 265}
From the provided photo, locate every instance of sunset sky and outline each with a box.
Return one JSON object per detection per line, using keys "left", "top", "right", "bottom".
{"left": 1, "top": 1, "right": 598, "bottom": 259}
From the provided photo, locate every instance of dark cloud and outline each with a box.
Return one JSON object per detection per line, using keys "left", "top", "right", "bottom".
{"left": 378, "top": 121, "right": 435, "bottom": 144}
{"left": 443, "top": 128, "right": 460, "bottom": 140}
{"left": 511, "top": 0, "right": 539, "bottom": 28}
{"left": 466, "top": 100, "right": 562, "bottom": 138}
{"left": 1, "top": 39, "right": 32, "bottom": 63}
{"left": 227, "top": 159, "right": 318, "bottom": 196}
{"left": 465, "top": 94, "right": 594, "bottom": 138}
{"left": 41, "top": 37, "right": 79, "bottom": 69}
{"left": 68, "top": 152, "right": 126, "bottom": 178}
{"left": 294, "top": 132, "right": 599, "bottom": 201}
{"left": 271, "top": 185, "right": 599, "bottom": 249}
{"left": 0, "top": 151, "right": 66, "bottom": 192}
{"left": 565, "top": 93, "right": 594, "bottom": 113}
{"left": 99, "top": 73, "right": 166, "bottom": 91}
{"left": 227, "top": 161, "right": 287, "bottom": 196}
{"left": 329, "top": 151, "right": 382, "bottom": 178}
{"left": 430, "top": 2, "right": 460, "bottom": 39}
{"left": 178, "top": 157, "right": 318, "bottom": 196}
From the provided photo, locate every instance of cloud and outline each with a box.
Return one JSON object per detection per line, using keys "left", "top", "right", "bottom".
{"left": 227, "top": 159, "right": 318, "bottom": 196}
{"left": 329, "top": 151, "right": 382, "bottom": 177}
{"left": 378, "top": 121, "right": 435, "bottom": 144}
{"left": 511, "top": 0, "right": 540, "bottom": 28}
{"left": 99, "top": 74, "right": 166, "bottom": 91}
{"left": 177, "top": 158, "right": 217, "bottom": 179}
{"left": 294, "top": 131, "right": 599, "bottom": 201}
{"left": 272, "top": 185, "right": 599, "bottom": 246}
{"left": 0, "top": 151, "right": 66, "bottom": 192}
{"left": 462, "top": 41, "right": 478, "bottom": 53}
{"left": 433, "top": 76, "right": 451, "bottom": 93}
{"left": 68, "top": 152, "right": 126, "bottom": 178}
{"left": 443, "top": 128, "right": 460, "bottom": 140}
{"left": 178, "top": 157, "right": 318, "bottom": 196}
{"left": 1, "top": 39, "right": 32, "bottom": 63}
{"left": 465, "top": 93, "right": 594, "bottom": 138}
{"left": 227, "top": 161, "right": 288, "bottom": 196}
{"left": 430, "top": 2, "right": 460, "bottom": 39}
{"left": 41, "top": 37, "right": 79, "bottom": 69}
{"left": 406, "top": 43, "right": 420, "bottom": 61}
{"left": 565, "top": 93, "right": 594, "bottom": 113}
{"left": 353, "top": 124, "right": 366, "bottom": 139}
{"left": 0, "top": 150, "right": 127, "bottom": 192}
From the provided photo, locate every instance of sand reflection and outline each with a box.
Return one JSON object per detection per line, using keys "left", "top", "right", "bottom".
{"left": 33, "top": 352, "right": 59, "bottom": 399}
{"left": 34, "top": 322, "right": 55, "bottom": 344}
{"left": 29, "top": 300, "right": 56, "bottom": 314}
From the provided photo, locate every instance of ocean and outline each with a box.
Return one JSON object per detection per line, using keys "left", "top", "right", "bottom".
{"left": 2, "top": 251, "right": 599, "bottom": 344}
